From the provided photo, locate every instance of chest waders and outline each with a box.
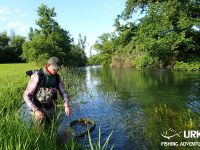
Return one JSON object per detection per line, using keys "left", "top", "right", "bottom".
{"left": 33, "top": 69, "right": 60, "bottom": 109}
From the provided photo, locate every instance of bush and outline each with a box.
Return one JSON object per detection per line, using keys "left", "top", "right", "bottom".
{"left": 133, "top": 53, "right": 157, "bottom": 69}
{"left": 36, "top": 53, "right": 49, "bottom": 66}
{"left": 110, "top": 53, "right": 136, "bottom": 68}
{"left": 173, "top": 61, "right": 200, "bottom": 71}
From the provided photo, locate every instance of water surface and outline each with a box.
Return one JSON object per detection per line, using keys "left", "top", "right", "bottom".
{"left": 59, "top": 67, "right": 200, "bottom": 149}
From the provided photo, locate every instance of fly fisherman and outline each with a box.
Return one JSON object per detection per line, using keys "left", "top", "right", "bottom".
{"left": 23, "top": 56, "right": 71, "bottom": 123}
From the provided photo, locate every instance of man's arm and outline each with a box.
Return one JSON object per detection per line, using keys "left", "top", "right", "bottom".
{"left": 23, "top": 73, "right": 39, "bottom": 112}
{"left": 57, "top": 77, "right": 71, "bottom": 116}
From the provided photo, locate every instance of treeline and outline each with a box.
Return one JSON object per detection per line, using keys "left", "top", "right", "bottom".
{"left": 0, "top": 4, "right": 87, "bottom": 67}
{"left": 0, "top": 32, "right": 25, "bottom": 63}
{"left": 89, "top": 0, "right": 200, "bottom": 70}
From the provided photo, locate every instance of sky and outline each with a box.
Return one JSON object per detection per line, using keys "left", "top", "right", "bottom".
{"left": 0, "top": 0, "right": 128, "bottom": 56}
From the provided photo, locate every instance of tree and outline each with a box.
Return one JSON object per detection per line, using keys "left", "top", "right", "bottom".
{"left": 93, "top": 33, "right": 118, "bottom": 66}
{"left": 133, "top": 0, "right": 200, "bottom": 66}
{"left": 0, "top": 32, "right": 25, "bottom": 63}
{"left": 0, "top": 32, "right": 10, "bottom": 63}
{"left": 77, "top": 34, "right": 87, "bottom": 49}
{"left": 9, "top": 34, "right": 25, "bottom": 62}
{"left": 67, "top": 34, "right": 88, "bottom": 66}
{"left": 69, "top": 45, "right": 88, "bottom": 66}
{"left": 92, "top": 0, "right": 200, "bottom": 68}
{"left": 22, "top": 4, "right": 72, "bottom": 66}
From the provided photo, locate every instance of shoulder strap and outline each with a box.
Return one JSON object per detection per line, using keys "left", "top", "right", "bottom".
{"left": 37, "top": 68, "right": 45, "bottom": 87}
{"left": 35, "top": 69, "right": 60, "bottom": 88}
{"left": 55, "top": 74, "right": 60, "bottom": 88}
{"left": 26, "top": 70, "right": 37, "bottom": 77}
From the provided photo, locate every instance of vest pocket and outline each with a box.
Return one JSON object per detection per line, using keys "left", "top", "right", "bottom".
{"left": 36, "top": 87, "right": 55, "bottom": 104}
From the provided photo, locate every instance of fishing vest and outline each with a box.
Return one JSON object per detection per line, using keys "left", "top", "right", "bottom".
{"left": 34, "top": 69, "right": 60, "bottom": 108}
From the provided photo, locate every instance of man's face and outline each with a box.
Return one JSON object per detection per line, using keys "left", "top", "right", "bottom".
{"left": 48, "top": 65, "right": 59, "bottom": 75}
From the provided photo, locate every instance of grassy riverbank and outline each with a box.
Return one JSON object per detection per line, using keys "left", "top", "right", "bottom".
{"left": 0, "top": 63, "right": 85, "bottom": 149}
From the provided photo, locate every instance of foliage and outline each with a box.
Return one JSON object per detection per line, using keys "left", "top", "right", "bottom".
{"left": 91, "top": 0, "right": 200, "bottom": 69}
{"left": 134, "top": 0, "right": 200, "bottom": 66}
{"left": 22, "top": 4, "right": 71, "bottom": 65}
{"left": 110, "top": 53, "right": 135, "bottom": 67}
{"left": 93, "top": 33, "right": 118, "bottom": 67}
{"left": 69, "top": 34, "right": 88, "bottom": 67}
{"left": 0, "top": 32, "right": 25, "bottom": 63}
{"left": 88, "top": 55, "right": 101, "bottom": 66}
{"left": 69, "top": 45, "right": 88, "bottom": 67}
{"left": 36, "top": 53, "right": 49, "bottom": 66}
{"left": 22, "top": 4, "right": 87, "bottom": 67}
{"left": 133, "top": 52, "right": 157, "bottom": 69}
{"left": 77, "top": 34, "right": 87, "bottom": 50}
{"left": 173, "top": 61, "right": 200, "bottom": 71}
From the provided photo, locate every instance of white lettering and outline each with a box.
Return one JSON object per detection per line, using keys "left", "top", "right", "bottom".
{"left": 184, "top": 131, "right": 200, "bottom": 138}
{"left": 161, "top": 142, "right": 179, "bottom": 146}
{"left": 191, "top": 131, "right": 196, "bottom": 138}
{"left": 180, "top": 142, "right": 188, "bottom": 146}
{"left": 184, "top": 131, "right": 190, "bottom": 138}
{"left": 180, "top": 142, "right": 200, "bottom": 146}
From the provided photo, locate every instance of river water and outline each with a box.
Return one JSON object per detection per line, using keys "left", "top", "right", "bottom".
{"left": 57, "top": 67, "right": 200, "bottom": 149}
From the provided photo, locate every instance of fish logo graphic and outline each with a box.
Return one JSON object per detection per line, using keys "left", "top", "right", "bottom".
{"left": 161, "top": 128, "right": 182, "bottom": 140}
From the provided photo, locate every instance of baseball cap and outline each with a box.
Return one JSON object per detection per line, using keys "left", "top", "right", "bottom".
{"left": 48, "top": 57, "right": 62, "bottom": 70}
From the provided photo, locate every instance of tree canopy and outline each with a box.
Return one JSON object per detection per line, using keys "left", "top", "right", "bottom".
{"left": 0, "top": 32, "right": 25, "bottom": 63}
{"left": 22, "top": 4, "right": 73, "bottom": 66}
{"left": 90, "top": 0, "right": 200, "bottom": 70}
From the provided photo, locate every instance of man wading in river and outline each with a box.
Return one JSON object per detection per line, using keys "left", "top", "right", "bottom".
{"left": 23, "top": 56, "right": 71, "bottom": 123}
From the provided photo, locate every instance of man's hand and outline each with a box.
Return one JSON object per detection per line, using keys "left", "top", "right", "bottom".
{"left": 34, "top": 109, "right": 45, "bottom": 121}
{"left": 64, "top": 96, "right": 71, "bottom": 116}
{"left": 64, "top": 104, "right": 71, "bottom": 116}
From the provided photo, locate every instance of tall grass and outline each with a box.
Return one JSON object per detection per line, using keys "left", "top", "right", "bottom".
{"left": 87, "top": 127, "right": 114, "bottom": 150}
{"left": 143, "top": 104, "right": 200, "bottom": 150}
{"left": 59, "top": 67, "right": 86, "bottom": 98}
{"left": 0, "top": 63, "right": 84, "bottom": 150}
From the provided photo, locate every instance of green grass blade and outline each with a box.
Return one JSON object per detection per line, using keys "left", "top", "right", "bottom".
{"left": 87, "top": 129, "right": 94, "bottom": 150}
{"left": 102, "top": 130, "right": 113, "bottom": 150}
{"left": 98, "top": 126, "right": 101, "bottom": 150}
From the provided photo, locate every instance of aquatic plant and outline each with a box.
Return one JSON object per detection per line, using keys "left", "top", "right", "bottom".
{"left": 143, "top": 104, "right": 200, "bottom": 149}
